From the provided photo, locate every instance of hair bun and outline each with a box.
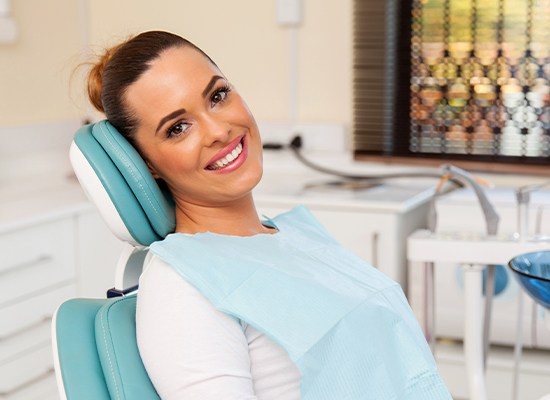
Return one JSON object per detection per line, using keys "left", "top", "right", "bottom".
{"left": 87, "top": 44, "right": 123, "bottom": 114}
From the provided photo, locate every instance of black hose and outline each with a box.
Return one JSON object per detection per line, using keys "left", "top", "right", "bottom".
{"left": 288, "top": 135, "right": 464, "bottom": 187}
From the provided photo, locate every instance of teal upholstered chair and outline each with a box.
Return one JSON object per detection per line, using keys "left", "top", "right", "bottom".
{"left": 52, "top": 121, "right": 176, "bottom": 399}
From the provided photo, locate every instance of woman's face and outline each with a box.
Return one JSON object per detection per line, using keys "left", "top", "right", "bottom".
{"left": 125, "top": 46, "right": 263, "bottom": 207}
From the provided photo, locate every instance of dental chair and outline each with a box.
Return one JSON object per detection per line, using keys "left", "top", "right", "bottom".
{"left": 52, "top": 120, "right": 176, "bottom": 399}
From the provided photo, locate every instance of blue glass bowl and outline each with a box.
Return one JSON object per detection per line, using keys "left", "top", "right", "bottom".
{"left": 508, "top": 250, "right": 550, "bottom": 309}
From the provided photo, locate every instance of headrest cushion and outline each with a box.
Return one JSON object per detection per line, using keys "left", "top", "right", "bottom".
{"left": 72, "top": 121, "right": 176, "bottom": 246}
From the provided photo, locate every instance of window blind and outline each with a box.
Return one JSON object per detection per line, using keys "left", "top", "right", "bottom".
{"left": 353, "top": 0, "right": 400, "bottom": 154}
{"left": 353, "top": 0, "right": 550, "bottom": 167}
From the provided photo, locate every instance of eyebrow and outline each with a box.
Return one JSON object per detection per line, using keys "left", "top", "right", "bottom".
{"left": 202, "top": 75, "right": 224, "bottom": 98}
{"left": 155, "top": 75, "right": 226, "bottom": 135}
{"left": 155, "top": 108, "right": 186, "bottom": 135}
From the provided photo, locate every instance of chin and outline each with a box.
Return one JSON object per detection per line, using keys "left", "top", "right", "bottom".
{"left": 236, "top": 165, "right": 263, "bottom": 192}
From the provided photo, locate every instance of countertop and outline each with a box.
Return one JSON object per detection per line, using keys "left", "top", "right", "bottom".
{"left": 0, "top": 149, "right": 440, "bottom": 234}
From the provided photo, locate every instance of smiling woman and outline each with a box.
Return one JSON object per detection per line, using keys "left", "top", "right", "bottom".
{"left": 87, "top": 31, "right": 269, "bottom": 237}
{"left": 85, "top": 30, "right": 301, "bottom": 400}
{"left": 84, "top": 30, "right": 451, "bottom": 400}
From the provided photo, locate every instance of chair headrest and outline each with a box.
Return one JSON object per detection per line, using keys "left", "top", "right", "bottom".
{"left": 70, "top": 120, "right": 176, "bottom": 247}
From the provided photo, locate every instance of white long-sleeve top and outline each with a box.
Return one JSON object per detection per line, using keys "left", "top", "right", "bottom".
{"left": 136, "top": 255, "right": 302, "bottom": 400}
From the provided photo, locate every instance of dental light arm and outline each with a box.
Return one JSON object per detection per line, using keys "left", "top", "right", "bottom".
{"left": 439, "top": 164, "right": 500, "bottom": 236}
{"left": 516, "top": 179, "right": 550, "bottom": 239}
{"left": 431, "top": 164, "right": 500, "bottom": 368}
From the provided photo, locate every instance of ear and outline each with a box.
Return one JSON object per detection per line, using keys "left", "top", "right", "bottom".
{"left": 146, "top": 160, "right": 161, "bottom": 180}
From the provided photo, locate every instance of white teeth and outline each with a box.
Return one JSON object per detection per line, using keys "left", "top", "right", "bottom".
{"left": 208, "top": 139, "right": 244, "bottom": 170}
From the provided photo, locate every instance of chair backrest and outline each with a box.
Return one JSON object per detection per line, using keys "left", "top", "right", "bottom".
{"left": 54, "top": 296, "right": 160, "bottom": 400}
{"left": 53, "top": 120, "right": 173, "bottom": 399}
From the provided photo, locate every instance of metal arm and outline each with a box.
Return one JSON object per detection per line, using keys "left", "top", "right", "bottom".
{"left": 440, "top": 164, "right": 500, "bottom": 236}
{"left": 427, "top": 164, "right": 500, "bottom": 369}
{"left": 516, "top": 179, "right": 550, "bottom": 240}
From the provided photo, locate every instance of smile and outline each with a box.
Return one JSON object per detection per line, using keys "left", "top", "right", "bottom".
{"left": 205, "top": 135, "right": 248, "bottom": 173}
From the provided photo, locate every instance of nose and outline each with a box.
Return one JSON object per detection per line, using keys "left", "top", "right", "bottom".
{"left": 200, "top": 112, "right": 231, "bottom": 146}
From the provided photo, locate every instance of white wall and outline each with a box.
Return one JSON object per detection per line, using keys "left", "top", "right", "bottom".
{"left": 0, "top": 0, "right": 83, "bottom": 125}
{"left": 1, "top": 0, "right": 352, "bottom": 128}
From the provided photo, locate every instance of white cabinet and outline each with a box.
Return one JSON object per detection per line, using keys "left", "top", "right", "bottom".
{"left": 0, "top": 218, "right": 75, "bottom": 304}
{"left": 0, "top": 207, "right": 123, "bottom": 399}
{"left": 0, "top": 217, "right": 77, "bottom": 399}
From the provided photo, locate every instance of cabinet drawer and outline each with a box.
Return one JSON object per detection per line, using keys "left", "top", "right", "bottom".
{"left": 0, "top": 344, "right": 53, "bottom": 397}
{"left": 0, "top": 370, "right": 57, "bottom": 400}
{"left": 0, "top": 284, "right": 76, "bottom": 354}
{"left": 0, "top": 320, "right": 50, "bottom": 366}
{"left": 0, "top": 218, "right": 75, "bottom": 305}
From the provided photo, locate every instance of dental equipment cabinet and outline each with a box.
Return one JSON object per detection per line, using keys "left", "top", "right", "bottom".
{"left": 0, "top": 120, "right": 433, "bottom": 399}
{"left": 408, "top": 187, "right": 550, "bottom": 400}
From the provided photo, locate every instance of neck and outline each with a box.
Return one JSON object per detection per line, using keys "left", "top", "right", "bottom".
{"left": 173, "top": 193, "right": 275, "bottom": 236}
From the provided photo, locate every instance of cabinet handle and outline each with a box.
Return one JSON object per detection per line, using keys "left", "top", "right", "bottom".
{"left": 0, "top": 315, "right": 53, "bottom": 341}
{"left": 0, "top": 254, "right": 53, "bottom": 277}
{"left": 0, "top": 367, "right": 55, "bottom": 396}
{"left": 371, "top": 232, "right": 379, "bottom": 267}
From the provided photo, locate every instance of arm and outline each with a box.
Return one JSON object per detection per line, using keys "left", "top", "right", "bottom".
{"left": 136, "top": 255, "right": 258, "bottom": 400}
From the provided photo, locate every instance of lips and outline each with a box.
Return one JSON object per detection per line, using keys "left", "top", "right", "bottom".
{"left": 204, "top": 135, "right": 248, "bottom": 174}
{"left": 205, "top": 135, "right": 244, "bottom": 169}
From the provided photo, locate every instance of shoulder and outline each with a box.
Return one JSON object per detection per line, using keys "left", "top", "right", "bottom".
{"left": 137, "top": 254, "right": 245, "bottom": 328}
{"left": 138, "top": 253, "right": 187, "bottom": 292}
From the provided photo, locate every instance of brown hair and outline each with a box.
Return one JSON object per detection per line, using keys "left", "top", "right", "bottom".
{"left": 87, "top": 30, "right": 218, "bottom": 147}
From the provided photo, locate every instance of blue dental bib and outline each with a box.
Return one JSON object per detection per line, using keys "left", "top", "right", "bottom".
{"left": 149, "top": 205, "right": 451, "bottom": 399}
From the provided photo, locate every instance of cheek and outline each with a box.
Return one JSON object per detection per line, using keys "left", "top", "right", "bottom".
{"left": 155, "top": 144, "right": 200, "bottom": 179}
{"left": 232, "top": 95, "right": 256, "bottom": 122}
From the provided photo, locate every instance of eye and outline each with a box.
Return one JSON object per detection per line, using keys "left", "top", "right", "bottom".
{"left": 166, "top": 121, "right": 190, "bottom": 139}
{"left": 211, "top": 84, "right": 231, "bottom": 106}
